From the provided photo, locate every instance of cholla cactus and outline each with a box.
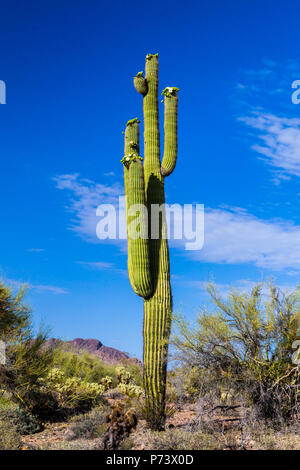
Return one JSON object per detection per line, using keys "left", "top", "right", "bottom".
{"left": 116, "top": 366, "right": 132, "bottom": 385}
{"left": 101, "top": 375, "right": 113, "bottom": 391}
{"left": 122, "top": 53, "right": 179, "bottom": 430}
{"left": 118, "top": 382, "right": 144, "bottom": 399}
{"left": 41, "top": 368, "right": 104, "bottom": 408}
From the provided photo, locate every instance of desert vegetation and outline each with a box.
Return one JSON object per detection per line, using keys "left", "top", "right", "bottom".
{"left": 0, "top": 279, "right": 299, "bottom": 450}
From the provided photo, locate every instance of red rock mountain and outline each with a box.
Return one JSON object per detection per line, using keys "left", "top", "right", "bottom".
{"left": 45, "top": 337, "right": 140, "bottom": 365}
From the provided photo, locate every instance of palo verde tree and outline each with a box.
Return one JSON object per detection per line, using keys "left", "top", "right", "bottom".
{"left": 121, "top": 53, "right": 179, "bottom": 430}
{"left": 173, "top": 283, "right": 300, "bottom": 422}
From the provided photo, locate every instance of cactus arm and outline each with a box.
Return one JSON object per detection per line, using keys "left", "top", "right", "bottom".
{"left": 127, "top": 158, "right": 153, "bottom": 298}
{"left": 123, "top": 119, "right": 138, "bottom": 294}
{"left": 122, "top": 119, "right": 153, "bottom": 299}
{"left": 160, "top": 87, "right": 179, "bottom": 177}
{"left": 143, "top": 54, "right": 161, "bottom": 184}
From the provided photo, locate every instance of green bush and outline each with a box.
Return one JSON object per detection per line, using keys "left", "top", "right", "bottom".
{"left": 0, "top": 282, "right": 54, "bottom": 417}
{"left": 52, "top": 348, "right": 119, "bottom": 386}
{"left": 0, "top": 280, "right": 143, "bottom": 424}
{"left": 36, "top": 367, "right": 105, "bottom": 418}
{"left": 1, "top": 405, "right": 42, "bottom": 434}
{"left": 173, "top": 282, "right": 300, "bottom": 422}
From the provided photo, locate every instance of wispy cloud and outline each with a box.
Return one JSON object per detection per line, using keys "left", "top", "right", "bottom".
{"left": 77, "top": 261, "right": 127, "bottom": 276}
{"left": 239, "top": 112, "right": 300, "bottom": 180}
{"left": 54, "top": 173, "right": 123, "bottom": 242}
{"left": 234, "top": 59, "right": 300, "bottom": 182}
{"left": 30, "top": 284, "right": 69, "bottom": 295}
{"left": 234, "top": 59, "right": 300, "bottom": 104}
{"left": 26, "top": 248, "right": 45, "bottom": 253}
{"left": 55, "top": 175, "right": 300, "bottom": 272}
{"left": 3, "top": 278, "right": 69, "bottom": 295}
{"left": 197, "top": 207, "right": 300, "bottom": 271}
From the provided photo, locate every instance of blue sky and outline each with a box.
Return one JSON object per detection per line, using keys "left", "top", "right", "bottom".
{"left": 1, "top": 0, "right": 300, "bottom": 358}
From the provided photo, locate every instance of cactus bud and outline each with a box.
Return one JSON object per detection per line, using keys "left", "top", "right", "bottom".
{"left": 134, "top": 72, "right": 148, "bottom": 96}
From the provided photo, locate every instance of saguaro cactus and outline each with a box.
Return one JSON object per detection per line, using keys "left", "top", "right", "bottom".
{"left": 121, "top": 53, "right": 179, "bottom": 430}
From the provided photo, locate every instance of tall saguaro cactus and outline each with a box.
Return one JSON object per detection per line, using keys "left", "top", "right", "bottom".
{"left": 121, "top": 53, "right": 179, "bottom": 430}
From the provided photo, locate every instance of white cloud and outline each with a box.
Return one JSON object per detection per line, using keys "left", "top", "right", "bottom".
{"left": 3, "top": 278, "right": 69, "bottom": 295}
{"left": 26, "top": 248, "right": 45, "bottom": 253}
{"left": 54, "top": 173, "right": 123, "bottom": 242}
{"left": 239, "top": 112, "right": 300, "bottom": 179}
{"left": 196, "top": 207, "right": 300, "bottom": 270}
{"left": 77, "top": 261, "right": 127, "bottom": 276}
{"left": 30, "top": 284, "right": 69, "bottom": 295}
{"left": 235, "top": 60, "right": 300, "bottom": 181}
{"left": 78, "top": 261, "right": 114, "bottom": 270}
{"left": 55, "top": 174, "right": 300, "bottom": 272}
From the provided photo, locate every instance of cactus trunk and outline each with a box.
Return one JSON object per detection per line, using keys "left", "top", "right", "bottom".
{"left": 122, "top": 54, "right": 178, "bottom": 430}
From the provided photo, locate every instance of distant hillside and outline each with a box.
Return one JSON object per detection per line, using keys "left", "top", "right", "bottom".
{"left": 45, "top": 337, "right": 141, "bottom": 366}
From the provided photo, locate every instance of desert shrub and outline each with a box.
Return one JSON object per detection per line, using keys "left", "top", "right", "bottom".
{"left": 1, "top": 404, "right": 42, "bottom": 434}
{"left": 144, "top": 423, "right": 300, "bottom": 451}
{"left": 67, "top": 405, "right": 110, "bottom": 440}
{"left": 173, "top": 282, "right": 300, "bottom": 423}
{"left": 52, "top": 348, "right": 119, "bottom": 386}
{"left": 0, "top": 418, "right": 22, "bottom": 449}
{"left": 124, "top": 362, "right": 143, "bottom": 387}
{"left": 167, "top": 367, "right": 212, "bottom": 405}
{"left": 36, "top": 367, "right": 105, "bottom": 418}
{"left": 119, "top": 436, "right": 134, "bottom": 450}
{"left": 0, "top": 282, "right": 54, "bottom": 417}
{"left": 104, "top": 388, "right": 125, "bottom": 400}
{"left": 3, "top": 366, "right": 106, "bottom": 422}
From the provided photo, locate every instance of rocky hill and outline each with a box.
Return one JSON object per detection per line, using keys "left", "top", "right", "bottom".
{"left": 45, "top": 337, "right": 141, "bottom": 365}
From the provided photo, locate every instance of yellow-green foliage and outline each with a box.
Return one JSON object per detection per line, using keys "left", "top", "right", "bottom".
{"left": 116, "top": 366, "right": 132, "bottom": 384}
{"left": 52, "top": 348, "right": 120, "bottom": 386}
{"left": 52, "top": 348, "right": 142, "bottom": 388}
{"left": 101, "top": 376, "right": 113, "bottom": 391}
{"left": 116, "top": 366, "right": 144, "bottom": 398}
{"left": 173, "top": 282, "right": 300, "bottom": 421}
{"left": 0, "top": 281, "right": 54, "bottom": 412}
{"left": 118, "top": 382, "right": 144, "bottom": 398}
{"left": 39, "top": 367, "right": 104, "bottom": 410}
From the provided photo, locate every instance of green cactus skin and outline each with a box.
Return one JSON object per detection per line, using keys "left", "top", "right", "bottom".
{"left": 161, "top": 87, "right": 179, "bottom": 177}
{"left": 123, "top": 119, "right": 152, "bottom": 299}
{"left": 134, "top": 72, "right": 148, "bottom": 96}
{"left": 122, "top": 54, "right": 178, "bottom": 430}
